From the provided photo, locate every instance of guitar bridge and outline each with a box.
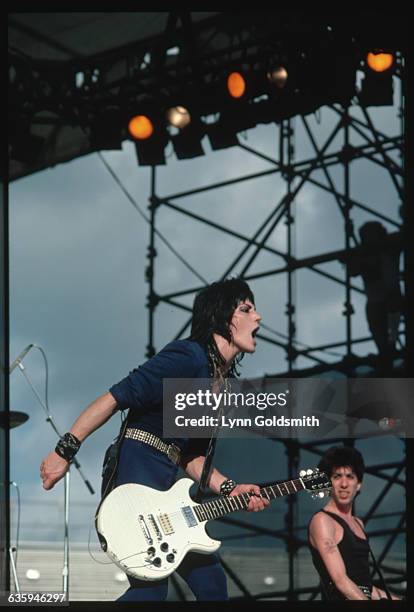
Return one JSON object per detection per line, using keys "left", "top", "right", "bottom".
{"left": 148, "top": 514, "right": 163, "bottom": 541}
{"left": 138, "top": 514, "right": 153, "bottom": 545}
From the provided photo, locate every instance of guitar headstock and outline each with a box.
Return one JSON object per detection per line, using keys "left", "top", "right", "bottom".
{"left": 299, "top": 468, "right": 331, "bottom": 499}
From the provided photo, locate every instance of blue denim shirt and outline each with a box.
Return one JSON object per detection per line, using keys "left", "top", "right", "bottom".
{"left": 109, "top": 339, "right": 210, "bottom": 455}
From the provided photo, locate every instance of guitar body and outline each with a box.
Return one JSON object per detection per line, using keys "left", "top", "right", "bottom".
{"left": 96, "top": 467, "right": 330, "bottom": 582}
{"left": 96, "top": 478, "right": 220, "bottom": 581}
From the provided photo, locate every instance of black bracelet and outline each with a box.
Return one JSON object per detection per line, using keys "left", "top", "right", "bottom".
{"left": 55, "top": 432, "right": 81, "bottom": 463}
{"left": 220, "top": 478, "right": 237, "bottom": 496}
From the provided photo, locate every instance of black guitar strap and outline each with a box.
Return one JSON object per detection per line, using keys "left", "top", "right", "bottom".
{"left": 194, "top": 432, "right": 218, "bottom": 503}
{"left": 194, "top": 388, "right": 226, "bottom": 503}
{"left": 100, "top": 410, "right": 129, "bottom": 500}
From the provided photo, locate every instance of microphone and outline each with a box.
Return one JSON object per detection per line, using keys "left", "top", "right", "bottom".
{"left": 9, "top": 344, "right": 35, "bottom": 373}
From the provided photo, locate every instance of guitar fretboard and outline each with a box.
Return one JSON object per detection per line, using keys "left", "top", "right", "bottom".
{"left": 193, "top": 478, "right": 305, "bottom": 522}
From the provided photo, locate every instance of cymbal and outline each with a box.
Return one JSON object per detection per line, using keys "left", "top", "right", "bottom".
{"left": 0, "top": 411, "right": 29, "bottom": 429}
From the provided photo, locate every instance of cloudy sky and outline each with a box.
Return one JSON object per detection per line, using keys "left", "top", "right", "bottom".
{"left": 8, "top": 92, "right": 405, "bottom": 568}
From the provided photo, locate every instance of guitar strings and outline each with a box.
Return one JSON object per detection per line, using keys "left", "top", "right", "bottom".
{"left": 157, "top": 481, "right": 323, "bottom": 523}
{"left": 159, "top": 491, "right": 271, "bottom": 521}
{"left": 162, "top": 488, "right": 282, "bottom": 520}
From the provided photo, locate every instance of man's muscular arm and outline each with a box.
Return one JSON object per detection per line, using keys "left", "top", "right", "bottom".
{"left": 309, "top": 513, "right": 369, "bottom": 600}
{"left": 40, "top": 392, "right": 118, "bottom": 490}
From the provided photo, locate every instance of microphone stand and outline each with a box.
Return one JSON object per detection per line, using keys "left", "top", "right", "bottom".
{"left": 8, "top": 482, "right": 21, "bottom": 593}
{"left": 0, "top": 481, "right": 21, "bottom": 592}
{"left": 14, "top": 360, "right": 95, "bottom": 600}
{"left": 9, "top": 546, "right": 20, "bottom": 593}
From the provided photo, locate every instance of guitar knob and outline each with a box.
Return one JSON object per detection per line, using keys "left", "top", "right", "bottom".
{"left": 160, "top": 542, "right": 169, "bottom": 552}
{"left": 153, "top": 557, "right": 162, "bottom": 567}
{"left": 147, "top": 547, "right": 155, "bottom": 556}
{"left": 166, "top": 553, "right": 175, "bottom": 563}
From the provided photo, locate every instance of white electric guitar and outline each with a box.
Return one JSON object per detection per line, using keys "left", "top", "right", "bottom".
{"left": 95, "top": 468, "right": 330, "bottom": 581}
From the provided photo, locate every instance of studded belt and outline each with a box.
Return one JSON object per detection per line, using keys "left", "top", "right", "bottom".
{"left": 124, "top": 428, "right": 181, "bottom": 465}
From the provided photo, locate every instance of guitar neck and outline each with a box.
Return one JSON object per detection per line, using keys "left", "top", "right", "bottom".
{"left": 193, "top": 478, "right": 305, "bottom": 523}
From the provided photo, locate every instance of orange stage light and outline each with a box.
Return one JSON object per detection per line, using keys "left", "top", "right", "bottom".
{"left": 128, "top": 115, "right": 154, "bottom": 140}
{"left": 366, "top": 52, "right": 394, "bottom": 73}
{"left": 227, "top": 72, "right": 246, "bottom": 98}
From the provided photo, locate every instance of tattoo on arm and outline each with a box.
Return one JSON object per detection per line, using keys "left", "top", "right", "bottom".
{"left": 322, "top": 538, "right": 338, "bottom": 554}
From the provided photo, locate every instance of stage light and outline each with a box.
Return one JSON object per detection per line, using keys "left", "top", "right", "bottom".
{"left": 166, "top": 106, "right": 191, "bottom": 129}
{"left": 359, "top": 72, "right": 394, "bottom": 106}
{"left": 128, "top": 114, "right": 154, "bottom": 140}
{"left": 208, "top": 122, "right": 239, "bottom": 150}
{"left": 366, "top": 51, "right": 394, "bottom": 73}
{"left": 360, "top": 51, "right": 394, "bottom": 107}
{"left": 267, "top": 66, "right": 288, "bottom": 89}
{"left": 171, "top": 119, "right": 204, "bottom": 159}
{"left": 207, "top": 101, "right": 261, "bottom": 150}
{"left": 227, "top": 71, "right": 246, "bottom": 98}
{"left": 128, "top": 102, "right": 168, "bottom": 165}
{"left": 207, "top": 111, "right": 240, "bottom": 151}
{"left": 134, "top": 137, "right": 167, "bottom": 166}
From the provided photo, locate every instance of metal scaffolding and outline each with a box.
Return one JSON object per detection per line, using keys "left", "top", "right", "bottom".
{"left": 7, "top": 10, "right": 410, "bottom": 602}
{"left": 143, "top": 66, "right": 406, "bottom": 600}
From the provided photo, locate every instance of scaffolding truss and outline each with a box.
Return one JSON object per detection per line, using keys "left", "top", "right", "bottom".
{"left": 143, "top": 68, "right": 406, "bottom": 600}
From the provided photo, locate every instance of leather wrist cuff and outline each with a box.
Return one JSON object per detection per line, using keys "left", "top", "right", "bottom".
{"left": 219, "top": 478, "right": 237, "bottom": 496}
{"left": 55, "top": 432, "right": 81, "bottom": 462}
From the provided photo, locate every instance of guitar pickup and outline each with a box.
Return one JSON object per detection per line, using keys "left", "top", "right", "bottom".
{"left": 181, "top": 506, "right": 197, "bottom": 528}
{"left": 158, "top": 513, "right": 174, "bottom": 535}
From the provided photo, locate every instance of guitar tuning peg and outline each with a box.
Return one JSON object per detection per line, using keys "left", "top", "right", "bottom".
{"left": 306, "top": 469, "right": 313, "bottom": 476}
{"left": 299, "top": 470, "right": 307, "bottom": 478}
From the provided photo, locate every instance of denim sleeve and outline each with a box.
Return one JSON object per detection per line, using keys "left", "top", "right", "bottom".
{"left": 109, "top": 341, "right": 200, "bottom": 411}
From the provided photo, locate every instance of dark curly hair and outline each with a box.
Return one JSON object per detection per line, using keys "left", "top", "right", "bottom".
{"left": 189, "top": 278, "right": 255, "bottom": 376}
{"left": 318, "top": 446, "right": 365, "bottom": 482}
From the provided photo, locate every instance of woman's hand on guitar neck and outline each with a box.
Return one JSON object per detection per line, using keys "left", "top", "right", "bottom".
{"left": 230, "top": 484, "right": 270, "bottom": 512}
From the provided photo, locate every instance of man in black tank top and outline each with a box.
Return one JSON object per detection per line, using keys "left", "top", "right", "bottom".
{"left": 308, "top": 446, "right": 400, "bottom": 601}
